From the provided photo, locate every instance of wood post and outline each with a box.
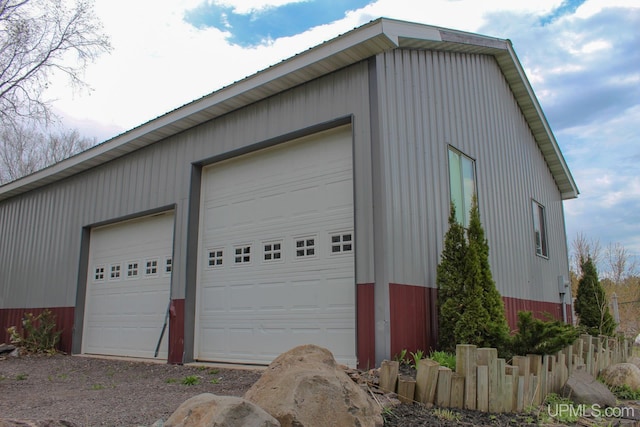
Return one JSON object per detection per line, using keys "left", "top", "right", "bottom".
{"left": 450, "top": 373, "right": 465, "bottom": 409}
{"left": 379, "top": 360, "right": 399, "bottom": 393}
{"left": 397, "top": 375, "right": 416, "bottom": 404}
{"left": 456, "top": 344, "right": 477, "bottom": 410}
{"left": 415, "top": 358, "right": 440, "bottom": 405}
{"left": 436, "top": 367, "right": 452, "bottom": 408}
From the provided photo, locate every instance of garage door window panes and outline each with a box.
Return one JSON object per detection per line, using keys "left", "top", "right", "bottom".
{"left": 330, "top": 232, "right": 353, "bottom": 255}
{"left": 145, "top": 259, "right": 158, "bottom": 275}
{"left": 164, "top": 257, "right": 172, "bottom": 275}
{"left": 295, "top": 236, "right": 316, "bottom": 258}
{"left": 94, "top": 266, "right": 105, "bottom": 282}
{"left": 234, "top": 245, "right": 251, "bottom": 264}
{"left": 263, "top": 241, "right": 283, "bottom": 262}
{"left": 110, "top": 264, "right": 121, "bottom": 280}
{"left": 208, "top": 249, "right": 223, "bottom": 268}
{"left": 127, "top": 262, "right": 139, "bottom": 278}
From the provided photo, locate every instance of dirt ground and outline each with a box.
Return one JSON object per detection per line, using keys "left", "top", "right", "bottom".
{"left": 0, "top": 353, "right": 543, "bottom": 427}
{"left": 2, "top": 352, "right": 638, "bottom": 427}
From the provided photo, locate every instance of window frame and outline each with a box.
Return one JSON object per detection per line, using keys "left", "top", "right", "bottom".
{"left": 531, "top": 199, "right": 549, "bottom": 258}
{"left": 448, "top": 147, "right": 477, "bottom": 227}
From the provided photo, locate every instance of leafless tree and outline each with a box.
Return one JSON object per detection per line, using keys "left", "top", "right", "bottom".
{"left": 603, "top": 242, "right": 639, "bottom": 285}
{"left": 0, "top": 0, "right": 111, "bottom": 126}
{"left": 0, "top": 122, "right": 93, "bottom": 183}
{"left": 570, "top": 232, "right": 602, "bottom": 277}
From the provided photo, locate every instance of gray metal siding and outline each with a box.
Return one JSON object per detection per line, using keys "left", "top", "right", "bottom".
{"left": 0, "top": 61, "right": 374, "bottom": 308}
{"left": 374, "top": 49, "right": 569, "bottom": 303}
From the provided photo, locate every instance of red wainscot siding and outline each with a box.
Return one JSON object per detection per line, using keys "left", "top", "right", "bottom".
{"left": 389, "top": 283, "right": 438, "bottom": 360}
{"left": 356, "top": 283, "right": 375, "bottom": 370}
{"left": 502, "top": 296, "right": 573, "bottom": 330}
{"left": 0, "top": 307, "right": 74, "bottom": 354}
{"left": 168, "top": 299, "right": 185, "bottom": 364}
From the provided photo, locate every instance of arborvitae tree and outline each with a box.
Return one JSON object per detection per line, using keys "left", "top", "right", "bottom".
{"left": 466, "top": 195, "right": 510, "bottom": 351}
{"left": 574, "top": 256, "right": 616, "bottom": 336}
{"left": 436, "top": 203, "right": 468, "bottom": 352}
{"left": 436, "top": 198, "right": 511, "bottom": 354}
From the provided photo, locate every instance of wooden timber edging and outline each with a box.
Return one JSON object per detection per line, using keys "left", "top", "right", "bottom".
{"left": 378, "top": 334, "right": 633, "bottom": 413}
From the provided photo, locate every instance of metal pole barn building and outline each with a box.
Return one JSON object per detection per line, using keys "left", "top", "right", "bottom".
{"left": 0, "top": 18, "right": 578, "bottom": 367}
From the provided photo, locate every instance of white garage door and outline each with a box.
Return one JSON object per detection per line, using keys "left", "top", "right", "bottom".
{"left": 196, "top": 126, "right": 356, "bottom": 366}
{"left": 83, "top": 212, "right": 174, "bottom": 359}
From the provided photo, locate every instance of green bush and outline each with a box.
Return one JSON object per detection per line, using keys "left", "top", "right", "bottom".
{"left": 509, "top": 311, "right": 579, "bottom": 356}
{"left": 7, "top": 309, "right": 61, "bottom": 354}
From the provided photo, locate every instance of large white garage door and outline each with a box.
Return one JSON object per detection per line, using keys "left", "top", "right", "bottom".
{"left": 196, "top": 126, "right": 356, "bottom": 366}
{"left": 83, "top": 212, "right": 174, "bottom": 359}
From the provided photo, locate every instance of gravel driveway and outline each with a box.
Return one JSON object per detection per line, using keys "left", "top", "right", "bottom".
{"left": 0, "top": 353, "right": 263, "bottom": 426}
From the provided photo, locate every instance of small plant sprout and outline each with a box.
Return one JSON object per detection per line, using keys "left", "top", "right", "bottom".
{"left": 165, "top": 378, "right": 178, "bottom": 384}
{"left": 210, "top": 377, "right": 221, "bottom": 384}
{"left": 208, "top": 368, "right": 219, "bottom": 375}
{"left": 16, "top": 373, "right": 28, "bottom": 380}
{"left": 393, "top": 349, "right": 408, "bottom": 364}
{"left": 410, "top": 349, "right": 425, "bottom": 369}
{"left": 432, "top": 408, "right": 461, "bottom": 422}
{"left": 181, "top": 375, "right": 200, "bottom": 386}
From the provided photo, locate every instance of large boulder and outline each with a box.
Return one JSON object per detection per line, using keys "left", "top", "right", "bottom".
{"left": 164, "top": 393, "right": 280, "bottom": 427}
{"left": 245, "top": 345, "right": 383, "bottom": 427}
{"left": 600, "top": 363, "right": 640, "bottom": 391}
{"left": 561, "top": 369, "right": 617, "bottom": 408}
{"left": 626, "top": 356, "right": 640, "bottom": 370}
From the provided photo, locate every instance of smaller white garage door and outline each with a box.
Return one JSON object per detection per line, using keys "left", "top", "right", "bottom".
{"left": 196, "top": 126, "right": 356, "bottom": 366}
{"left": 83, "top": 212, "right": 174, "bottom": 359}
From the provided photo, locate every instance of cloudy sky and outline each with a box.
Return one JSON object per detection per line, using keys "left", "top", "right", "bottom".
{"left": 47, "top": 0, "right": 640, "bottom": 267}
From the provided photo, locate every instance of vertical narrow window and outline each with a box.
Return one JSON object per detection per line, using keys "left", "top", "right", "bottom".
{"left": 448, "top": 147, "right": 476, "bottom": 227}
{"left": 532, "top": 200, "right": 548, "bottom": 257}
{"left": 164, "top": 257, "right": 172, "bottom": 274}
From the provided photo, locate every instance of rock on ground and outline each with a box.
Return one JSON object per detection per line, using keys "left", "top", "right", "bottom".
{"left": 164, "top": 393, "right": 280, "bottom": 427}
{"left": 627, "top": 356, "right": 640, "bottom": 370}
{"left": 561, "top": 369, "right": 617, "bottom": 408}
{"left": 600, "top": 363, "right": 640, "bottom": 391}
{"left": 244, "top": 344, "right": 383, "bottom": 427}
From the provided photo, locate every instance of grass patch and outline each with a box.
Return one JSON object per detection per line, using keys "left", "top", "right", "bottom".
{"left": 610, "top": 384, "right": 640, "bottom": 400}
{"left": 165, "top": 378, "right": 178, "bottom": 384}
{"left": 432, "top": 408, "right": 461, "bottom": 422}
{"left": 210, "top": 377, "right": 221, "bottom": 384}
{"left": 15, "top": 373, "right": 28, "bottom": 380}
{"left": 542, "top": 393, "right": 579, "bottom": 424}
{"left": 91, "top": 384, "right": 106, "bottom": 390}
{"left": 181, "top": 375, "right": 200, "bottom": 386}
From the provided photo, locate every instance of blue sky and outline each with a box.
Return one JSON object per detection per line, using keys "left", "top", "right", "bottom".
{"left": 46, "top": 0, "right": 640, "bottom": 273}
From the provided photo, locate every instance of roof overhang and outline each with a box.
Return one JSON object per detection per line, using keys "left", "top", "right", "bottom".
{"left": 0, "top": 18, "right": 578, "bottom": 201}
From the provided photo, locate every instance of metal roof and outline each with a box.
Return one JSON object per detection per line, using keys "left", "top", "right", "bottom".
{"left": 0, "top": 17, "right": 578, "bottom": 201}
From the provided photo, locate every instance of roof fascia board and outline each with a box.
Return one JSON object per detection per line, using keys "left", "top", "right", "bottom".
{"left": 501, "top": 42, "right": 579, "bottom": 199}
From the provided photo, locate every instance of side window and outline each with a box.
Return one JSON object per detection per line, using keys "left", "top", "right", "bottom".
{"left": 532, "top": 200, "right": 548, "bottom": 258}
{"left": 448, "top": 147, "right": 476, "bottom": 227}
{"left": 164, "top": 257, "right": 172, "bottom": 275}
